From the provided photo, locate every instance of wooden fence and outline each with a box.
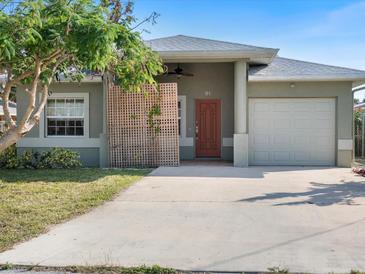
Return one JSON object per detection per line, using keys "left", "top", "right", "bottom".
{"left": 107, "top": 83, "right": 179, "bottom": 168}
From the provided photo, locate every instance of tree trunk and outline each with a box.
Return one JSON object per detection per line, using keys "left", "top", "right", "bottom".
{"left": 0, "top": 127, "right": 22, "bottom": 152}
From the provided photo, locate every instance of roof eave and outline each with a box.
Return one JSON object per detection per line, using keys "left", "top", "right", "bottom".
{"left": 249, "top": 75, "right": 365, "bottom": 82}
{"left": 157, "top": 49, "right": 278, "bottom": 64}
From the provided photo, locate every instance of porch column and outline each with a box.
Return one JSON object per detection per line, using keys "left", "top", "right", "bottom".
{"left": 99, "top": 72, "right": 110, "bottom": 168}
{"left": 234, "top": 61, "right": 249, "bottom": 167}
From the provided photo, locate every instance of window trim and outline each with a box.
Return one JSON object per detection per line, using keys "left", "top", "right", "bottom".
{"left": 178, "top": 95, "right": 193, "bottom": 146}
{"left": 41, "top": 92, "right": 89, "bottom": 138}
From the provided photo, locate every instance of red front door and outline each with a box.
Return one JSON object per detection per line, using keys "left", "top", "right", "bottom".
{"left": 196, "top": 99, "right": 221, "bottom": 158}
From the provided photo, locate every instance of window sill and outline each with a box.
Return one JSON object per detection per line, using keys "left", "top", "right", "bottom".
{"left": 16, "top": 137, "right": 101, "bottom": 148}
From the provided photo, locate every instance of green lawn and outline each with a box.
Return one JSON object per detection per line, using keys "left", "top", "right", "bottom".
{"left": 0, "top": 168, "right": 149, "bottom": 252}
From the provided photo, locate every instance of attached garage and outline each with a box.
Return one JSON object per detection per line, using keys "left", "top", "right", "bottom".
{"left": 248, "top": 98, "right": 336, "bottom": 166}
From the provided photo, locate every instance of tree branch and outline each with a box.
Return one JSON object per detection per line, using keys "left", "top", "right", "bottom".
{"left": 27, "top": 55, "right": 68, "bottom": 129}
{"left": 131, "top": 12, "right": 159, "bottom": 31}
{"left": 41, "top": 49, "right": 63, "bottom": 67}
{"left": 18, "top": 57, "right": 42, "bottom": 131}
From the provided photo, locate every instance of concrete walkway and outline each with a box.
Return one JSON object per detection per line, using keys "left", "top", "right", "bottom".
{"left": 1, "top": 166, "right": 365, "bottom": 273}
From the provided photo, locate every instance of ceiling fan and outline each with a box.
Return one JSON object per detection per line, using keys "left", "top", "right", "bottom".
{"left": 166, "top": 64, "right": 194, "bottom": 77}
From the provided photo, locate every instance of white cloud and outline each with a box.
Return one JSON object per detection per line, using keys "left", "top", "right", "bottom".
{"left": 305, "top": 1, "right": 365, "bottom": 37}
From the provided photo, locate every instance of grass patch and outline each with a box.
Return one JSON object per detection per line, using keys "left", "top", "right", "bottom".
{"left": 1, "top": 264, "right": 176, "bottom": 273}
{"left": 0, "top": 168, "right": 149, "bottom": 252}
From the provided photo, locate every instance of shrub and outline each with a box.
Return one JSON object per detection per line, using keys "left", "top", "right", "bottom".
{"left": 19, "top": 150, "right": 40, "bottom": 169}
{"left": 0, "top": 145, "right": 19, "bottom": 168}
{"left": 0, "top": 147, "right": 82, "bottom": 169}
{"left": 37, "top": 148, "right": 82, "bottom": 169}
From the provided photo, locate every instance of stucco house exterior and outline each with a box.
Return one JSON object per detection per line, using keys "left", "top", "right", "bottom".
{"left": 16, "top": 35, "right": 365, "bottom": 167}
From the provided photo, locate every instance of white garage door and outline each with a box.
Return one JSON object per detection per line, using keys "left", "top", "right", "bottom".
{"left": 249, "top": 98, "right": 336, "bottom": 166}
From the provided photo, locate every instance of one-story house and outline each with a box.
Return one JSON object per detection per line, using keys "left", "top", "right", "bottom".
{"left": 354, "top": 102, "right": 365, "bottom": 113}
{"left": 16, "top": 35, "right": 365, "bottom": 167}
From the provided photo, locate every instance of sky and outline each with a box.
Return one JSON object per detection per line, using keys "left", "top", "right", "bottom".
{"left": 133, "top": 0, "right": 365, "bottom": 99}
{"left": 133, "top": 0, "right": 365, "bottom": 71}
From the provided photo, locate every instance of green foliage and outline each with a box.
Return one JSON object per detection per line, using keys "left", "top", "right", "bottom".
{"left": 268, "top": 266, "right": 289, "bottom": 274}
{"left": 0, "top": 147, "right": 81, "bottom": 169}
{"left": 354, "top": 111, "right": 363, "bottom": 129}
{"left": 0, "top": 145, "right": 19, "bottom": 168}
{"left": 0, "top": 263, "right": 13, "bottom": 271}
{"left": 148, "top": 104, "right": 161, "bottom": 134}
{"left": 37, "top": 148, "right": 82, "bottom": 168}
{"left": 350, "top": 270, "right": 365, "bottom": 274}
{"left": 0, "top": 0, "right": 163, "bottom": 90}
{"left": 19, "top": 150, "right": 40, "bottom": 169}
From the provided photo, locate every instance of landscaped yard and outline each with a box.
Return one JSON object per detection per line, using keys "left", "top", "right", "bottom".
{"left": 0, "top": 168, "right": 149, "bottom": 252}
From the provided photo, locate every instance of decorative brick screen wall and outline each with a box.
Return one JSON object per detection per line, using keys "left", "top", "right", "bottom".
{"left": 107, "top": 83, "right": 179, "bottom": 168}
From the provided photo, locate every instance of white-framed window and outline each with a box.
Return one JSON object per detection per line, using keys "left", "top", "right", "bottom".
{"left": 45, "top": 93, "right": 89, "bottom": 137}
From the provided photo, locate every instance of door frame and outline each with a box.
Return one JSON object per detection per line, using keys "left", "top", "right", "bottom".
{"left": 195, "top": 99, "right": 222, "bottom": 158}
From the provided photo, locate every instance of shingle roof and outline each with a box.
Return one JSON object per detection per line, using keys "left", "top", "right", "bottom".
{"left": 145, "top": 35, "right": 278, "bottom": 64}
{"left": 249, "top": 57, "right": 365, "bottom": 81}
{"left": 146, "top": 35, "right": 277, "bottom": 52}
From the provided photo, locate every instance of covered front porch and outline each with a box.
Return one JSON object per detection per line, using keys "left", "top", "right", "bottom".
{"left": 158, "top": 61, "right": 248, "bottom": 167}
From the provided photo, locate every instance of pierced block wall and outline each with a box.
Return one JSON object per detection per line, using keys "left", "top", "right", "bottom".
{"left": 107, "top": 83, "right": 179, "bottom": 168}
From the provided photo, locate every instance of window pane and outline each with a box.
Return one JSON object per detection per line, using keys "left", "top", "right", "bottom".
{"left": 66, "top": 99, "right": 74, "bottom": 106}
{"left": 47, "top": 119, "right": 56, "bottom": 126}
{"left": 75, "top": 99, "right": 84, "bottom": 106}
{"left": 74, "top": 107, "right": 83, "bottom": 116}
{"left": 47, "top": 99, "right": 56, "bottom": 108}
{"left": 66, "top": 127, "right": 75, "bottom": 135}
{"left": 75, "top": 127, "right": 84, "bottom": 136}
{"left": 47, "top": 107, "right": 55, "bottom": 116}
{"left": 47, "top": 127, "right": 56, "bottom": 135}
{"left": 56, "top": 99, "right": 65, "bottom": 107}
{"left": 69, "top": 107, "right": 76, "bottom": 117}
{"left": 68, "top": 120, "right": 75, "bottom": 127}
{"left": 75, "top": 119, "right": 83, "bottom": 126}
{"left": 56, "top": 120, "right": 65, "bottom": 126}
{"left": 56, "top": 127, "right": 65, "bottom": 136}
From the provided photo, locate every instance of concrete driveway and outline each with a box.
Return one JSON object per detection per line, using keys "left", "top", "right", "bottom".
{"left": 1, "top": 165, "right": 365, "bottom": 273}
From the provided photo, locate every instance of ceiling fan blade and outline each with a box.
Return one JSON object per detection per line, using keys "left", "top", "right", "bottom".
{"left": 167, "top": 72, "right": 178, "bottom": 75}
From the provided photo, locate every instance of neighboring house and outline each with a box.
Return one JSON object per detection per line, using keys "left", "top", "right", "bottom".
{"left": 354, "top": 85, "right": 365, "bottom": 112}
{"left": 354, "top": 102, "right": 365, "bottom": 113}
{"left": 0, "top": 100, "right": 17, "bottom": 133}
{"left": 16, "top": 35, "right": 365, "bottom": 167}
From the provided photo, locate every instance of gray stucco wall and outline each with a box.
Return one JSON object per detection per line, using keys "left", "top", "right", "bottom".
{"left": 16, "top": 82, "right": 104, "bottom": 167}
{"left": 159, "top": 65, "right": 353, "bottom": 166}
{"left": 17, "top": 82, "right": 103, "bottom": 138}
{"left": 158, "top": 63, "right": 234, "bottom": 160}
{"left": 248, "top": 81, "right": 353, "bottom": 167}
